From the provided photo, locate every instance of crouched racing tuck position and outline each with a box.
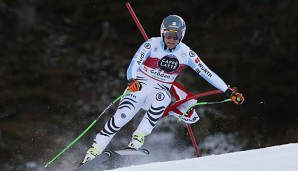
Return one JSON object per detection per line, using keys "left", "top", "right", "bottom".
{"left": 80, "top": 15, "right": 244, "bottom": 165}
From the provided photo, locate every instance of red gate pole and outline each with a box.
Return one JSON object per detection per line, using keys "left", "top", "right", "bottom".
{"left": 187, "top": 124, "right": 200, "bottom": 157}
{"left": 125, "top": 2, "right": 149, "bottom": 41}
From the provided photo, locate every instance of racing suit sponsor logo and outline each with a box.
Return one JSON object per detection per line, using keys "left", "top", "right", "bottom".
{"left": 158, "top": 55, "right": 179, "bottom": 73}
{"left": 198, "top": 63, "right": 212, "bottom": 77}
{"left": 144, "top": 43, "right": 151, "bottom": 49}
{"left": 137, "top": 51, "right": 145, "bottom": 65}
{"left": 150, "top": 70, "right": 171, "bottom": 79}
{"left": 195, "top": 68, "right": 201, "bottom": 74}
{"left": 195, "top": 57, "right": 200, "bottom": 63}
{"left": 140, "top": 65, "right": 177, "bottom": 83}
{"left": 189, "top": 51, "right": 196, "bottom": 57}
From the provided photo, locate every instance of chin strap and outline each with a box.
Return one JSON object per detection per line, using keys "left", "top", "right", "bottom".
{"left": 163, "top": 42, "right": 167, "bottom": 50}
{"left": 162, "top": 40, "right": 178, "bottom": 52}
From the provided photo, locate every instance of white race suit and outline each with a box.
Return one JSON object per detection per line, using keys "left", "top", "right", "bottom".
{"left": 94, "top": 37, "right": 229, "bottom": 149}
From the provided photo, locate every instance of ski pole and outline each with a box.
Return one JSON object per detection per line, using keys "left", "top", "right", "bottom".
{"left": 177, "top": 99, "right": 232, "bottom": 122}
{"left": 44, "top": 90, "right": 130, "bottom": 168}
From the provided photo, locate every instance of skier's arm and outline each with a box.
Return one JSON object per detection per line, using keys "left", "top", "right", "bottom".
{"left": 187, "top": 50, "right": 244, "bottom": 105}
{"left": 187, "top": 51, "right": 229, "bottom": 92}
{"left": 127, "top": 40, "right": 152, "bottom": 80}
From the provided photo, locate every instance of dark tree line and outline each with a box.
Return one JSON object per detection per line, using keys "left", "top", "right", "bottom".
{"left": 1, "top": 0, "right": 297, "bottom": 169}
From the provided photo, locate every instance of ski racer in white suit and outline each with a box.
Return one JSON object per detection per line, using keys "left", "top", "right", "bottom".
{"left": 80, "top": 15, "right": 244, "bottom": 165}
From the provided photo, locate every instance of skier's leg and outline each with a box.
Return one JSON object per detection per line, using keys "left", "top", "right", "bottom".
{"left": 128, "top": 90, "right": 171, "bottom": 149}
{"left": 95, "top": 95, "right": 142, "bottom": 148}
{"left": 81, "top": 92, "right": 143, "bottom": 164}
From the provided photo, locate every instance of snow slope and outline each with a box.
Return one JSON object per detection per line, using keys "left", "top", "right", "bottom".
{"left": 112, "top": 143, "right": 298, "bottom": 171}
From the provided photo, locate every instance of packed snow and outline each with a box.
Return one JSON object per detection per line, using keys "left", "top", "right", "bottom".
{"left": 111, "top": 143, "right": 298, "bottom": 171}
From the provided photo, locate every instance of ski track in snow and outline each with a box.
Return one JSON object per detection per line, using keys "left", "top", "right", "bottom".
{"left": 111, "top": 143, "right": 298, "bottom": 171}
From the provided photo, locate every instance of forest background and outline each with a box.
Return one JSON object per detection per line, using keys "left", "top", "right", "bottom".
{"left": 0, "top": 0, "right": 297, "bottom": 170}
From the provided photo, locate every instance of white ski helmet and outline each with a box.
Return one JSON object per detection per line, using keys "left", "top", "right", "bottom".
{"left": 160, "top": 15, "right": 186, "bottom": 42}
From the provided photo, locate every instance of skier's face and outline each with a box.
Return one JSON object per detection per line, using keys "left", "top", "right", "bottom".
{"left": 162, "top": 29, "right": 181, "bottom": 49}
{"left": 164, "top": 37, "right": 179, "bottom": 49}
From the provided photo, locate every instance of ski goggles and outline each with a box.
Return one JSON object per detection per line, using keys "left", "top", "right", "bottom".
{"left": 163, "top": 30, "right": 182, "bottom": 40}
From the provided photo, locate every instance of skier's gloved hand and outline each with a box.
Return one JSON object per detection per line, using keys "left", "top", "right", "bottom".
{"left": 127, "top": 78, "right": 142, "bottom": 92}
{"left": 224, "top": 88, "right": 244, "bottom": 105}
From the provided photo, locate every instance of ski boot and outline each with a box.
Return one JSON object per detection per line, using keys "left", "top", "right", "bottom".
{"left": 79, "top": 141, "right": 103, "bottom": 166}
{"left": 127, "top": 131, "right": 147, "bottom": 150}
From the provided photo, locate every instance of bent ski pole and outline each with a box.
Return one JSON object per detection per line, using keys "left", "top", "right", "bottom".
{"left": 178, "top": 99, "right": 232, "bottom": 122}
{"left": 44, "top": 90, "right": 130, "bottom": 168}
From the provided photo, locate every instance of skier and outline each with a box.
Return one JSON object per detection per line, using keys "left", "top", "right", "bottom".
{"left": 80, "top": 15, "right": 244, "bottom": 165}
